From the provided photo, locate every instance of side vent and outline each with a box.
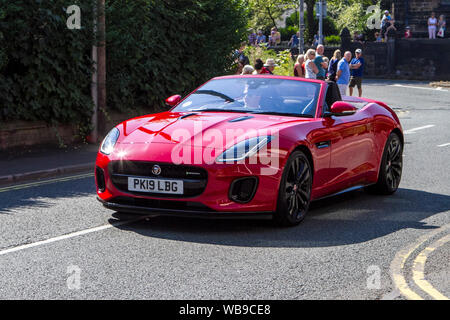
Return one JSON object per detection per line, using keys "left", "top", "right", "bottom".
{"left": 229, "top": 116, "right": 254, "bottom": 123}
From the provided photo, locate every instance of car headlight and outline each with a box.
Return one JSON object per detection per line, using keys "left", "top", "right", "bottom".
{"left": 216, "top": 136, "right": 272, "bottom": 163}
{"left": 100, "top": 127, "right": 120, "bottom": 155}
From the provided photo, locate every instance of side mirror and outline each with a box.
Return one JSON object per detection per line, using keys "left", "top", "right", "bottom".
{"left": 326, "top": 101, "right": 357, "bottom": 117}
{"left": 165, "top": 95, "right": 182, "bottom": 108}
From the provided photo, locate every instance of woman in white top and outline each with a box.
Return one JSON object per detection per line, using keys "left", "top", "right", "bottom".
{"left": 428, "top": 12, "right": 438, "bottom": 39}
{"left": 304, "top": 49, "right": 319, "bottom": 79}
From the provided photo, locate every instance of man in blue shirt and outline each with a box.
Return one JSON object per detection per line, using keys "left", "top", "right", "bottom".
{"left": 256, "top": 30, "right": 266, "bottom": 45}
{"left": 336, "top": 51, "right": 352, "bottom": 97}
{"left": 288, "top": 31, "right": 300, "bottom": 56}
{"left": 349, "top": 48, "right": 365, "bottom": 97}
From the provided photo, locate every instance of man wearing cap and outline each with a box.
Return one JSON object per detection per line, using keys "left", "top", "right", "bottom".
{"left": 260, "top": 58, "right": 277, "bottom": 75}
{"left": 349, "top": 49, "right": 364, "bottom": 97}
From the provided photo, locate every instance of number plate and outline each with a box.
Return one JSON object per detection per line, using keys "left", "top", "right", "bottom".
{"left": 128, "top": 177, "right": 183, "bottom": 195}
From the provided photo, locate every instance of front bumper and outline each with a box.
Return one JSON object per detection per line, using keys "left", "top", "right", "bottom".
{"left": 95, "top": 143, "right": 286, "bottom": 213}
{"left": 98, "top": 197, "right": 273, "bottom": 219}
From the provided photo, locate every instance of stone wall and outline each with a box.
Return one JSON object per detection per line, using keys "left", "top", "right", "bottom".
{"left": 390, "top": 0, "right": 450, "bottom": 37}
{"left": 394, "top": 38, "right": 450, "bottom": 79}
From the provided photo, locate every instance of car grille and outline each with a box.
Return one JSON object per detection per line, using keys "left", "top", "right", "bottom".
{"left": 109, "top": 196, "right": 213, "bottom": 212}
{"left": 108, "top": 161, "right": 207, "bottom": 198}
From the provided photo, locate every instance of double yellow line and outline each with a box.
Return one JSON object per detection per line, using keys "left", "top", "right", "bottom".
{"left": 390, "top": 223, "right": 450, "bottom": 300}
{"left": 0, "top": 173, "right": 94, "bottom": 193}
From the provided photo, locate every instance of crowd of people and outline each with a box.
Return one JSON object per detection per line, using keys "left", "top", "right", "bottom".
{"left": 248, "top": 27, "right": 282, "bottom": 47}
{"left": 380, "top": 10, "right": 446, "bottom": 40}
{"left": 428, "top": 12, "right": 446, "bottom": 39}
{"left": 237, "top": 44, "right": 365, "bottom": 98}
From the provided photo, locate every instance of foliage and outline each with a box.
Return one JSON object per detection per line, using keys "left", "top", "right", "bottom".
{"left": 106, "top": 0, "right": 248, "bottom": 113}
{"left": 247, "top": 0, "right": 296, "bottom": 31}
{"left": 0, "top": 0, "right": 249, "bottom": 128}
{"left": 0, "top": 0, "right": 94, "bottom": 132}
{"left": 325, "top": 35, "right": 341, "bottom": 45}
{"left": 279, "top": 10, "right": 338, "bottom": 43}
{"left": 244, "top": 45, "right": 294, "bottom": 76}
{"left": 327, "top": 0, "right": 380, "bottom": 35}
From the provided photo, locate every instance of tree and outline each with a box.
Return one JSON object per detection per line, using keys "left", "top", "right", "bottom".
{"left": 248, "top": 0, "right": 296, "bottom": 30}
{"left": 305, "top": 0, "right": 316, "bottom": 42}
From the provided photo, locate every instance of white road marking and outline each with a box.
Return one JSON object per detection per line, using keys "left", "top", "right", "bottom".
{"left": 0, "top": 216, "right": 148, "bottom": 257}
{"left": 403, "top": 125, "right": 435, "bottom": 135}
{"left": 437, "top": 143, "right": 450, "bottom": 147}
{"left": 392, "top": 84, "right": 449, "bottom": 92}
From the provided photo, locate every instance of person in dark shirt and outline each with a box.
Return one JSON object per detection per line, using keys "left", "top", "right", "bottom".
{"left": 349, "top": 48, "right": 364, "bottom": 97}
{"left": 327, "top": 49, "right": 341, "bottom": 82}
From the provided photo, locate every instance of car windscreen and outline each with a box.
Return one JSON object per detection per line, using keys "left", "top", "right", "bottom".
{"left": 172, "top": 78, "right": 321, "bottom": 118}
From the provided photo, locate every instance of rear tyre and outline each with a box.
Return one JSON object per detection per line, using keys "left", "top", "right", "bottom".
{"left": 367, "top": 132, "right": 403, "bottom": 195}
{"left": 273, "top": 150, "right": 313, "bottom": 227}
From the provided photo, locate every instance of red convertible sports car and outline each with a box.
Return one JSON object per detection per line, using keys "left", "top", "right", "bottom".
{"left": 96, "top": 75, "right": 403, "bottom": 226}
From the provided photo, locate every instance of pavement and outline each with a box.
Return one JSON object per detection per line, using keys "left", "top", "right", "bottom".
{"left": 0, "top": 144, "right": 98, "bottom": 185}
{"left": 0, "top": 79, "right": 448, "bottom": 300}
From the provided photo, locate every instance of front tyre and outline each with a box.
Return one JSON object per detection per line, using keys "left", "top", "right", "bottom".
{"left": 274, "top": 150, "right": 313, "bottom": 227}
{"left": 367, "top": 132, "right": 403, "bottom": 195}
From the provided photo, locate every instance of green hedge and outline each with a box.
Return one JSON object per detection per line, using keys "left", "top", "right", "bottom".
{"left": 0, "top": 0, "right": 94, "bottom": 131}
{"left": 0, "top": 0, "right": 248, "bottom": 130}
{"left": 106, "top": 0, "right": 248, "bottom": 113}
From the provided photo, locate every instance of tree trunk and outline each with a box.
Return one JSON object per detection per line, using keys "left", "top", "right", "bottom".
{"left": 266, "top": 7, "right": 277, "bottom": 29}
{"left": 305, "top": 0, "right": 316, "bottom": 44}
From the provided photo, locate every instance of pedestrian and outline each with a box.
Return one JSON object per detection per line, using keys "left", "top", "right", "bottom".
{"left": 262, "top": 58, "right": 277, "bottom": 75}
{"left": 248, "top": 29, "right": 257, "bottom": 46}
{"left": 294, "top": 54, "right": 305, "bottom": 78}
{"left": 241, "top": 65, "right": 255, "bottom": 75}
{"left": 437, "top": 15, "right": 446, "bottom": 38}
{"left": 256, "top": 30, "right": 266, "bottom": 45}
{"left": 336, "top": 51, "right": 352, "bottom": 97}
{"left": 375, "top": 32, "right": 382, "bottom": 42}
{"left": 349, "top": 49, "right": 364, "bottom": 97}
{"left": 270, "top": 27, "right": 281, "bottom": 47}
{"left": 428, "top": 12, "right": 438, "bottom": 39}
{"left": 235, "top": 43, "right": 249, "bottom": 75}
{"left": 304, "top": 49, "right": 319, "bottom": 79}
{"left": 288, "top": 31, "right": 300, "bottom": 57}
{"left": 384, "top": 20, "right": 397, "bottom": 41}
{"left": 313, "top": 31, "right": 320, "bottom": 47}
{"left": 404, "top": 26, "right": 412, "bottom": 38}
{"left": 327, "top": 49, "right": 341, "bottom": 82}
{"left": 323, "top": 57, "right": 329, "bottom": 78}
{"left": 253, "top": 58, "right": 264, "bottom": 74}
{"left": 381, "top": 10, "right": 392, "bottom": 39}
{"left": 314, "top": 44, "right": 328, "bottom": 80}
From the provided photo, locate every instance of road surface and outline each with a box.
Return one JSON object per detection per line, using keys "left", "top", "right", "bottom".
{"left": 0, "top": 80, "right": 449, "bottom": 299}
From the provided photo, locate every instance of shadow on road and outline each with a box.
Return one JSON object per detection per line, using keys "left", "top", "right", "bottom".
{"left": 0, "top": 176, "right": 95, "bottom": 214}
{"left": 111, "top": 188, "right": 449, "bottom": 248}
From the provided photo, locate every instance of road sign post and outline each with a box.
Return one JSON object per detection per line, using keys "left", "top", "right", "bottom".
{"left": 299, "top": 0, "right": 305, "bottom": 54}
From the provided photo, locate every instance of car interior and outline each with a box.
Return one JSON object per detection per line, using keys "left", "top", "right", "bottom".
{"left": 323, "top": 81, "right": 342, "bottom": 114}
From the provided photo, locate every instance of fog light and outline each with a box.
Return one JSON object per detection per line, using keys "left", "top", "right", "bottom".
{"left": 229, "top": 177, "right": 258, "bottom": 203}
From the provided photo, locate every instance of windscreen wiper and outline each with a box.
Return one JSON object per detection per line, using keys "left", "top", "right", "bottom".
{"left": 251, "top": 111, "right": 314, "bottom": 118}
{"left": 189, "top": 108, "right": 253, "bottom": 113}
{"left": 194, "top": 90, "right": 237, "bottom": 103}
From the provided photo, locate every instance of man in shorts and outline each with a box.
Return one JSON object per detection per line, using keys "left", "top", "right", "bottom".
{"left": 349, "top": 48, "right": 364, "bottom": 97}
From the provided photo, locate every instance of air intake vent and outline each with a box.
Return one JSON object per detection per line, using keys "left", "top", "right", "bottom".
{"left": 229, "top": 115, "right": 254, "bottom": 123}
{"left": 96, "top": 167, "right": 106, "bottom": 192}
{"left": 229, "top": 177, "right": 258, "bottom": 203}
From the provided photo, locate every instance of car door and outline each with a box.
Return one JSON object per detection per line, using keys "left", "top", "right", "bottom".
{"left": 323, "top": 107, "right": 375, "bottom": 194}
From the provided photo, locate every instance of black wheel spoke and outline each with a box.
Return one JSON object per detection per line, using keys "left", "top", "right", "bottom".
{"left": 283, "top": 155, "right": 312, "bottom": 219}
